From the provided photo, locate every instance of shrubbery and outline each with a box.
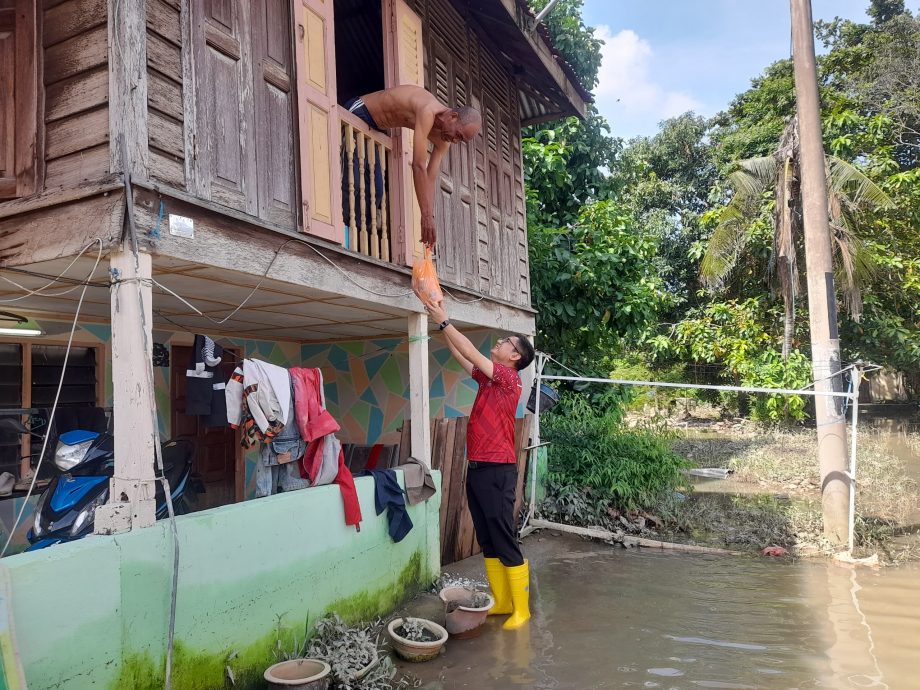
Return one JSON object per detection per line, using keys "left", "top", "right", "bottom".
{"left": 540, "top": 392, "right": 688, "bottom": 513}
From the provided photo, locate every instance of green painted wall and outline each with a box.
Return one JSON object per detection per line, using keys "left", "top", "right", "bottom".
{"left": 0, "top": 473, "right": 440, "bottom": 690}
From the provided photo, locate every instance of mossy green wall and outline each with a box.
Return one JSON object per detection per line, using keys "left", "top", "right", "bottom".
{"left": 0, "top": 473, "right": 440, "bottom": 690}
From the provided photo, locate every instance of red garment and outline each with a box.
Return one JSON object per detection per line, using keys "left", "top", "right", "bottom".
{"left": 467, "top": 363, "right": 521, "bottom": 464}
{"left": 334, "top": 446, "right": 362, "bottom": 527}
{"left": 291, "top": 368, "right": 340, "bottom": 481}
{"left": 290, "top": 367, "right": 362, "bottom": 528}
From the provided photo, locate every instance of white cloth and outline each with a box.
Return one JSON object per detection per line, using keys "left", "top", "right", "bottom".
{"left": 248, "top": 359, "right": 291, "bottom": 426}
{"left": 224, "top": 358, "right": 291, "bottom": 434}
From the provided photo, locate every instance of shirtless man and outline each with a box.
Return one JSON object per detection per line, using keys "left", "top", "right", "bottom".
{"left": 346, "top": 85, "right": 481, "bottom": 247}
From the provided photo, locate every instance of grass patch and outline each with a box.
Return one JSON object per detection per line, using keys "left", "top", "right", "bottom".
{"left": 670, "top": 427, "right": 920, "bottom": 562}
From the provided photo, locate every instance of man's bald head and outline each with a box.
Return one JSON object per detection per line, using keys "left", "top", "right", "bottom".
{"left": 436, "top": 106, "right": 482, "bottom": 144}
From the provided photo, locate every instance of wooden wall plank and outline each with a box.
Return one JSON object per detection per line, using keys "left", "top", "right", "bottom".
{"left": 437, "top": 419, "right": 456, "bottom": 558}
{"left": 149, "top": 149, "right": 185, "bottom": 188}
{"left": 146, "top": 0, "right": 180, "bottom": 46}
{"left": 45, "top": 106, "right": 109, "bottom": 160}
{"left": 43, "top": 0, "right": 106, "bottom": 48}
{"left": 147, "top": 31, "right": 181, "bottom": 82}
{"left": 512, "top": 418, "right": 528, "bottom": 523}
{"left": 148, "top": 110, "right": 183, "bottom": 158}
{"left": 43, "top": 144, "right": 111, "bottom": 189}
{"left": 0, "top": 191, "right": 123, "bottom": 266}
{"left": 147, "top": 70, "right": 183, "bottom": 121}
{"left": 44, "top": 25, "right": 107, "bottom": 84}
{"left": 45, "top": 65, "right": 108, "bottom": 122}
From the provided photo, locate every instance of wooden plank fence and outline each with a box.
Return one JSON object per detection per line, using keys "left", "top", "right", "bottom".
{"left": 400, "top": 416, "right": 529, "bottom": 565}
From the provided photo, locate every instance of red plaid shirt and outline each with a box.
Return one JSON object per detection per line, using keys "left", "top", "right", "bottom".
{"left": 467, "top": 363, "right": 521, "bottom": 464}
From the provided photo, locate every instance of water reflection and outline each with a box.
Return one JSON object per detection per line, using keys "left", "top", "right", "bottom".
{"left": 404, "top": 534, "right": 920, "bottom": 689}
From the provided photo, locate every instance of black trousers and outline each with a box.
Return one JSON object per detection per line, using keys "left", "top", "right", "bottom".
{"left": 466, "top": 462, "right": 524, "bottom": 567}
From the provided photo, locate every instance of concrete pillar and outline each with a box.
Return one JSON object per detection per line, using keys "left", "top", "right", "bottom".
{"left": 408, "top": 313, "right": 431, "bottom": 467}
{"left": 95, "top": 245, "right": 157, "bottom": 534}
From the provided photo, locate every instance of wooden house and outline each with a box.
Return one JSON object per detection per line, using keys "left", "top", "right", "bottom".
{"left": 0, "top": 0, "right": 587, "bottom": 532}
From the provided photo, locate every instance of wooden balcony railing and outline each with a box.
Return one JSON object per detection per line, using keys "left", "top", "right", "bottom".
{"left": 338, "top": 108, "right": 393, "bottom": 262}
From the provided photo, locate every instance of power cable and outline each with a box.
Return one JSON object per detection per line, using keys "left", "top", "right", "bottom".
{"left": 0, "top": 241, "right": 101, "bottom": 557}
{"left": 0, "top": 239, "right": 104, "bottom": 302}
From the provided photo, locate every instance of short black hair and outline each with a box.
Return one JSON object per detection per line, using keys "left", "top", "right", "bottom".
{"left": 511, "top": 334, "right": 535, "bottom": 371}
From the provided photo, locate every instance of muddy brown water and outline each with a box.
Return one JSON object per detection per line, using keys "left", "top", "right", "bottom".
{"left": 401, "top": 533, "right": 920, "bottom": 689}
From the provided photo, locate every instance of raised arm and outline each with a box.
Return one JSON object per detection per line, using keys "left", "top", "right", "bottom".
{"left": 425, "top": 302, "right": 494, "bottom": 380}
{"left": 442, "top": 332, "right": 474, "bottom": 375}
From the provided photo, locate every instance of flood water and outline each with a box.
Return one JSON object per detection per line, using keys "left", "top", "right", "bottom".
{"left": 403, "top": 532, "right": 920, "bottom": 689}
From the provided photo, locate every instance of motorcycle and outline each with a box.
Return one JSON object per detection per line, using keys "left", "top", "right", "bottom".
{"left": 0, "top": 417, "right": 198, "bottom": 550}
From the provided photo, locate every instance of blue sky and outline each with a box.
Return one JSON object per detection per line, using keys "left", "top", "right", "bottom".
{"left": 580, "top": 0, "right": 920, "bottom": 140}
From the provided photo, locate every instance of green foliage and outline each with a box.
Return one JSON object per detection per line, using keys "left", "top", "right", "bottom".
{"left": 523, "top": 110, "right": 621, "bottom": 227}
{"left": 525, "top": 0, "right": 602, "bottom": 90}
{"left": 542, "top": 393, "right": 688, "bottom": 510}
{"left": 529, "top": 200, "right": 669, "bottom": 363}
{"left": 654, "top": 299, "right": 812, "bottom": 422}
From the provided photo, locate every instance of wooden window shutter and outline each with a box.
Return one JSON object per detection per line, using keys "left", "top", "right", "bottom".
{"left": 389, "top": 0, "right": 424, "bottom": 265}
{"left": 293, "top": 0, "right": 341, "bottom": 242}
{"left": 251, "top": 0, "right": 296, "bottom": 228}
{"left": 191, "top": 0, "right": 258, "bottom": 215}
{"left": 0, "top": 0, "right": 39, "bottom": 199}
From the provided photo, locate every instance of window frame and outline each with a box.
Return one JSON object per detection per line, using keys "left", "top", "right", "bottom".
{"left": 0, "top": 337, "right": 105, "bottom": 484}
{"left": 0, "top": 0, "right": 42, "bottom": 200}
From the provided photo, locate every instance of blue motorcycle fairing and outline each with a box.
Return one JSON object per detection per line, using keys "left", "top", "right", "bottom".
{"left": 59, "top": 430, "right": 100, "bottom": 445}
{"left": 49, "top": 475, "right": 108, "bottom": 513}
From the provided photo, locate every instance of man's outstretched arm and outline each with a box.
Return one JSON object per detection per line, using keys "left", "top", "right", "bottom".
{"left": 411, "top": 111, "right": 444, "bottom": 246}
{"left": 425, "top": 301, "right": 494, "bottom": 379}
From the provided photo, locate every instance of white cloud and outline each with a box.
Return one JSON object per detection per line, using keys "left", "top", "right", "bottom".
{"left": 594, "top": 25, "right": 703, "bottom": 136}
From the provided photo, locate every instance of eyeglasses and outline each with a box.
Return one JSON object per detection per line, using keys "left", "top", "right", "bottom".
{"left": 499, "top": 336, "right": 522, "bottom": 357}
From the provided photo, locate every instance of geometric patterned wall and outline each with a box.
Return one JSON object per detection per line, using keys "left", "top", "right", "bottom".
{"left": 0, "top": 321, "right": 497, "bottom": 549}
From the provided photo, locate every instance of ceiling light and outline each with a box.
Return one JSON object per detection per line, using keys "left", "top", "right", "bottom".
{"left": 0, "top": 311, "right": 43, "bottom": 337}
{"left": 0, "top": 327, "right": 42, "bottom": 337}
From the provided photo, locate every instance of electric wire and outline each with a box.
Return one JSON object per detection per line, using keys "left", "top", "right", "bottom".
{"left": 0, "top": 239, "right": 105, "bottom": 302}
{"left": 0, "top": 242, "right": 100, "bottom": 557}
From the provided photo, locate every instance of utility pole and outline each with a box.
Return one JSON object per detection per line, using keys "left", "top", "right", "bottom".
{"left": 790, "top": 0, "right": 850, "bottom": 545}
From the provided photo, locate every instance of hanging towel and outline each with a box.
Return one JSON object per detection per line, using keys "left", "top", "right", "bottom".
{"left": 360, "top": 469, "right": 412, "bottom": 542}
{"left": 399, "top": 457, "right": 437, "bottom": 505}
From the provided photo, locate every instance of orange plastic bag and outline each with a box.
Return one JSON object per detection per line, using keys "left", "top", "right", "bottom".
{"left": 412, "top": 247, "right": 444, "bottom": 305}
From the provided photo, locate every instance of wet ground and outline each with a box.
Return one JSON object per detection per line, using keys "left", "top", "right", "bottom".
{"left": 397, "top": 532, "right": 920, "bottom": 689}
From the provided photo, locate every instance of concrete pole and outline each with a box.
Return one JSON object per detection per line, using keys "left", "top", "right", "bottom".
{"left": 95, "top": 243, "right": 158, "bottom": 534}
{"left": 408, "top": 312, "right": 431, "bottom": 467}
{"left": 790, "top": 0, "right": 850, "bottom": 545}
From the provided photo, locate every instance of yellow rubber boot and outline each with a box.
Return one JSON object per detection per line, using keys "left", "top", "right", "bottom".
{"left": 484, "top": 557, "right": 512, "bottom": 615}
{"left": 502, "top": 560, "right": 531, "bottom": 629}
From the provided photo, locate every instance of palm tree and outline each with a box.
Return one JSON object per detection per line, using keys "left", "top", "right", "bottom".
{"left": 701, "top": 116, "right": 894, "bottom": 359}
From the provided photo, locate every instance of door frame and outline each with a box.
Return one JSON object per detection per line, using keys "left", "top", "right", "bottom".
{"left": 169, "top": 344, "right": 243, "bottom": 506}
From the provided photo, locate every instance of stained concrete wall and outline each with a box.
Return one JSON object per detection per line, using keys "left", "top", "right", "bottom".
{"left": 0, "top": 473, "right": 440, "bottom": 690}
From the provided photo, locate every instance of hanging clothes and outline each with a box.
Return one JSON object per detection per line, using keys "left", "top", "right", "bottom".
{"left": 359, "top": 469, "right": 413, "bottom": 543}
{"left": 398, "top": 457, "right": 436, "bottom": 505}
{"left": 290, "top": 367, "right": 362, "bottom": 528}
{"left": 185, "top": 335, "right": 228, "bottom": 427}
{"left": 226, "top": 359, "right": 291, "bottom": 449}
{"left": 290, "top": 367, "right": 339, "bottom": 480}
